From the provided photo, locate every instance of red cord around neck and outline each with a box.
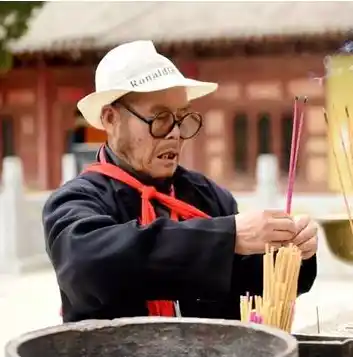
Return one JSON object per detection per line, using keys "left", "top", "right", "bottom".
{"left": 82, "top": 146, "right": 210, "bottom": 317}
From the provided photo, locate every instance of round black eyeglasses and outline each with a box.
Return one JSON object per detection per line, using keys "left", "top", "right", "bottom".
{"left": 113, "top": 101, "right": 203, "bottom": 140}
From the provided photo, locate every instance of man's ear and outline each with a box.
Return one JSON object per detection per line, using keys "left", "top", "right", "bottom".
{"left": 101, "top": 105, "right": 120, "bottom": 131}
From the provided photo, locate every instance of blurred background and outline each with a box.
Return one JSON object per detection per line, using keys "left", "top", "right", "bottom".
{"left": 2, "top": 0, "right": 353, "bottom": 354}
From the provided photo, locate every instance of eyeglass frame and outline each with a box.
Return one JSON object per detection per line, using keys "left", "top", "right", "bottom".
{"left": 110, "top": 99, "right": 203, "bottom": 140}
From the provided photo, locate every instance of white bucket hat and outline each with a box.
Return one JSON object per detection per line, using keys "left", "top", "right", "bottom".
{"left": 77, "top": 40, "right": 218, "bottom": 130}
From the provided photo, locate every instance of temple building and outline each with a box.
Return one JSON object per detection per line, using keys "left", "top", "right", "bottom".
{"left": 1, "top": 2, "right": 353, "bottom": 191}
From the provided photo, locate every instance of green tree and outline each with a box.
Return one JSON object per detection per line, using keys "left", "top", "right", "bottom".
{"left": 0, "top": 1, "right": 44, "bottom": 70}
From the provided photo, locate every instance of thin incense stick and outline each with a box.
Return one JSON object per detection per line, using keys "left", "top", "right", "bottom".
{"left": 333, "top": 105, "right": 353, "bottom": 190}
{"left": 316, "top": 306, "right": 321, "bottom": 334}
{"left": 287, "top": 98, "right": 299, "bottom": 178}
{"left": 343, "top": 106, "right": 353, "bottom": 190}
{"left": 292, "top": 98, "right": 307, "bottom": 176}
{"left": 323, "top": 109, "right": 353, "bottom": 235}
{"left": 286, "top": 97, "right": 299, "bottom": 214}
{"left": 345, "top": 106, "right": 353, "bottom": 161}
{"left": 339, "top": 125, "right": 353, "bottom": 191}
{"left": 286, "top": 97, "right": 307, "bottom": 214}
{"left": 288, "top": 97, "right": 299, "bottom": 172}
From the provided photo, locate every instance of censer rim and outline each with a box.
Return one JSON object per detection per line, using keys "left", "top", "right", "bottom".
{"left": 5, "top": 317, "right": 298, "bottom": 357}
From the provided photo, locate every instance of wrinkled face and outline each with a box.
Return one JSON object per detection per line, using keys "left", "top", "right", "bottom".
{"left": 101, "top": 87, "right": 190, "bottom": 178}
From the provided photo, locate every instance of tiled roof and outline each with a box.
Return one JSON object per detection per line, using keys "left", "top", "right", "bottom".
{"left": 9, "top": 1, "right": 353, "bottom": 53}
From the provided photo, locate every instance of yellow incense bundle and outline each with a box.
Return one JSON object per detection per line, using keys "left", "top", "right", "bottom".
{"left": 240, "top": 244, "right": 302, "bottom": 332}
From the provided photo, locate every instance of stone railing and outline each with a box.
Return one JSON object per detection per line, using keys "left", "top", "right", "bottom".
{"left": 0, "top": 157, "right": 51, "bottom": 274}
{"left": 0, "top": 153, "right": 88, "bottom": 274}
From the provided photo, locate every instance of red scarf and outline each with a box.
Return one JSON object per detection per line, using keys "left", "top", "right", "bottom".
{"left": 80, "top": 147, "right": 210, "bottom": 317}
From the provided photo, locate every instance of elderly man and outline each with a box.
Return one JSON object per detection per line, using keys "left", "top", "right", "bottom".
{"left": 43, "top": 40, "right": 317, "bottom": 323}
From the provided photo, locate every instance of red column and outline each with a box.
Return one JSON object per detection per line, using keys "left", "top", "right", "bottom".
{"left": 36, "top": 59, "right": 52, "bottom": 190}
{"left": 179, "top": 61, "right": 199, "bottom": 79}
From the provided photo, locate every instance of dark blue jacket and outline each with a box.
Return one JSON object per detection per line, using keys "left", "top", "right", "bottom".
{"left": 42, "top": 148, "right": 317, "bottom": 323}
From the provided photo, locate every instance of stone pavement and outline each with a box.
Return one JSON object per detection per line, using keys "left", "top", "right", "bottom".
{"left": 1, "top": 268, "right": 353, "bottom": 357}
{"left": 292, "top": 279, "right": 353, "bottom": 333}
{"left": 0, "top": 269, "right": 61, "bottom": 357}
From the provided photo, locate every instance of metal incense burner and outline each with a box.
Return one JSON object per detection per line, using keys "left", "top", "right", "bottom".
{"left": 5, "top": 317, "right": 298, "bottom": 357}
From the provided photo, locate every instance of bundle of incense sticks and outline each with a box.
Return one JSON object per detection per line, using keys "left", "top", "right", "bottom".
{"left": 240, "top": 97, "right": 306, "bottom": 332}
{"left": 240, "top": 244, "right": 302, "bottom": 332}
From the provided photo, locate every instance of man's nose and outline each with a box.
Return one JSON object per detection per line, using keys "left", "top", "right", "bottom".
{"left": 165, "top": 123, "right": 181, "bottom": 140}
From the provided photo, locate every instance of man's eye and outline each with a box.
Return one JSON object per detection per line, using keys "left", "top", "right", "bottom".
{"left": 155, "top": 112, "right": 172, "bottom": 121}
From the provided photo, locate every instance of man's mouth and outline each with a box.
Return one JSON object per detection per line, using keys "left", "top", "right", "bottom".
{"left": 157, "top": 151, "right": 178, "bottom": 161}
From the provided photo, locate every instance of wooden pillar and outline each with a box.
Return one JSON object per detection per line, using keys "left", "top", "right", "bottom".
{"left": 203, "top": 109, "right": 226, "bottom": 181}
{"left": 36, "top": 59, "right": 52, "bottom": 190}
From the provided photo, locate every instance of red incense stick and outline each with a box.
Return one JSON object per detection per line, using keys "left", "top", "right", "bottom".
{"left": 286, "top": 97, "right": 307, "bottom": 214}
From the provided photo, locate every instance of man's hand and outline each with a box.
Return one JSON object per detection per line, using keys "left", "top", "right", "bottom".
{"left": 234, "top": 210, "right": 296, "bottom": 255}
{"left": 291, "top": 215, "right": 318, "bottom": 260}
